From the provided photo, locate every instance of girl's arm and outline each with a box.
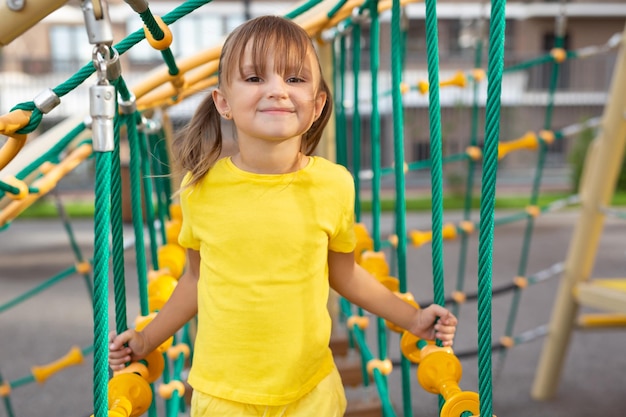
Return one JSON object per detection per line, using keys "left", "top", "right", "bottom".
{"left": 109, "top": 249, "right": 200, "bottom": 367}
{"left": 328, "top": 250, "right": 457, "bottom": 345}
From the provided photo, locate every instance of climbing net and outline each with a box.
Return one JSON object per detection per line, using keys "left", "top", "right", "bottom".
{"left": 0, "top": 0, "right": 621, "bottom": 416}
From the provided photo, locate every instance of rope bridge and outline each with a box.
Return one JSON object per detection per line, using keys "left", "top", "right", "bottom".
{"left": 0, "top": 0, "right": 624, "bottom": 416}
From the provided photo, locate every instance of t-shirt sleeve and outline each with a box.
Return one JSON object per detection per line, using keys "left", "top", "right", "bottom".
{"left": 177, "top": 173, "right": 201, "bottom": 250}
{"left": 328, "top": 167, "right": 357, "bottom": 253}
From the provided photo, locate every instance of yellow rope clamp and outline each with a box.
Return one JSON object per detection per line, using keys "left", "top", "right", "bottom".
{"left": 165, "top": 219, "right": 182, "bottom": 244}
{"left": 359, "top": 250, "right": 389, "bottom": 277}
{"left": 416, "top": 347, "right": 480, "bottom": 417}
{"left": 166, "top": 343, "right": 191, "bottom": 361}
{"left": 525, "top": 205, "right": 541, "bottom": 218}
{"left": 107, "top": 373, "right": 153, "bottom": 417}
{"left": 551, "top": 47, "right": 567, "bottom": 63}
{"left": 498, "top": 131, "right": 538, "bottom": 160}
{"left": 354, "top": 223, "right": 374, "bottom": 263}
{"left": 458, "top": 220, "right": 475, "bottom": 235}
{"left": 399, "top": 331, "right": 434, "bottom": 363}
{"left": 157, "top": 243, "right": 187, "bottom": 279}
{"left": 148, "top": 273, "right": 178, "bottom": 312}
{"left": 499, "top": 336, "right": 515, "bottom": 348}
{"left": 144, "top": 16, "right": 173, "bottom": 51}
{"left": 366, "top": 358, "right": 393, "bottom": 376}
{"left": 451, "top": 291, "right": 467, "bottom": 304}
{"left": 513, "top": 275, "right": 528, "bottom": 289}
{"left": 409, "top": 223, "right": 457, "bottom": 247}
{"left": 417, "top": 70, "right": 467, "bottom": 94}
{"left": 346, "top": 315, "right": 369, "bottom": 330}
{"left": 31, "top": 345, "right": 84, "bottom": 384}
{"left": 0, "top": 109, "right": 31, "bottom": 170}
{"left": 0, "top": 383, "right": 11, "bottom": 397}
{"left": 2, "top": 176, "right": 29, "bottom": 200}
{"left": 114, "top": 349, "right": 164, "bottom": 384}
{"left": 465, "top": 146, "right": 483, "bottom": 161}
{"left": 75, "top": 261, "right": 92, "bottom": 274}
{"left": 157, "top": 380, "right": 185, "bottom": 400}
{"left": 538, "top": 129, "right": 556, "bottom": 145}
{"left": 471, "top": 68, "right": 486, "bottom": 82}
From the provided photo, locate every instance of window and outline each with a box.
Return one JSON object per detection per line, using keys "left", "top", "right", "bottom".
{"left": 49, "top": 26, "right": 92, "bottom": 73}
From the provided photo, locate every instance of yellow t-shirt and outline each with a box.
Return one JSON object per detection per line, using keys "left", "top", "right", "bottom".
{"left": 178, "top": 156, "right": 356, "bottom": 406}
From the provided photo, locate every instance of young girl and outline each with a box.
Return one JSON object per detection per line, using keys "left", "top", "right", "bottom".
{"left": 109, "top": 15, "right": 457, "bottom": 416}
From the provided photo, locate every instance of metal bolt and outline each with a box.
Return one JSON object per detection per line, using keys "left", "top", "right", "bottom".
{"left": 6, "top": 0, "right": 25, "bottom": 11}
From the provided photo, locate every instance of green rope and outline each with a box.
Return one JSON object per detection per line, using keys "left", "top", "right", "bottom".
{"left": 111, "top": 114, "right": 130, "bottom": 335}
{"left": 390, "top": 0, "right": 412, "bottom": 414}
{"left": 351, "top": 22, "right": 363, "bottom": 221}
{"left": 126, "top": 113, "right": 151, "bottom": 315}
{"left": 477, "top": 1, "right": 508, "bottom": 416}
{"left": 92, "top": 152, "right": 112, "bottom": 417}
{"left": 424, "top": 0, "right": 446, "bottom": 312}
{"left": 369, "top": 0, "right": 382, "bottom": 251}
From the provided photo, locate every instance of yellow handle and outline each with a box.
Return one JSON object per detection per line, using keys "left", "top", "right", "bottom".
{"left": 31, "top": 346, "right": 84, "bottom": 383}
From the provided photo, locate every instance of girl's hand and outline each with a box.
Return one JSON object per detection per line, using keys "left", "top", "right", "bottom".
{"left": 409, "top": 304, "right": 458, "bottom": 347}
{"left": 108, "top": 329, "right": 148, "bottom": 371}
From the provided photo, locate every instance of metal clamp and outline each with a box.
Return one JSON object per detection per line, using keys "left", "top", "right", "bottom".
{"left": 82, "top": 0, "right": 113, "bottom": 45}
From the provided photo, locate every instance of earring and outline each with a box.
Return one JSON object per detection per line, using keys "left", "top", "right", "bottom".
{"left": 222, "top": 112, "right": 231, "bottom": 120}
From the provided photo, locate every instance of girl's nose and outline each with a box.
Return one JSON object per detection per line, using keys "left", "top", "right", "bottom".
{"left": 265, "top": 75, "right": 288, "bottom": 98}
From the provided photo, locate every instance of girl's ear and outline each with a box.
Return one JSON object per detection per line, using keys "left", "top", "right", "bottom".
{"left": 313, "top": 91, "right": 327, "bottom": 121}
{"left": 212, "top": 89, "right": 231, "bottom": 119}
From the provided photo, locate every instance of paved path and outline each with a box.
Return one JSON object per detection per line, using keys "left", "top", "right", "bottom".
{"left": 0, "top": 210, "right": 624, "bottom": 417}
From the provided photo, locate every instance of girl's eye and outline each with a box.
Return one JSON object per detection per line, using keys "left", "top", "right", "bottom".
{"left": 287, "top": 77, "right": 305, "bottom": 83}
{"left": 245, "top": 76, "right": 261, "bottom": 82}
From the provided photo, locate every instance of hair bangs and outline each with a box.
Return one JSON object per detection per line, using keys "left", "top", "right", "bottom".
{"left": 219, "top": 16, "right": 314, "bottom": 85}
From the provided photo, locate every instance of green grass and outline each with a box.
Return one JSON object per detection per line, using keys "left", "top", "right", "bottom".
{"left": 16, "top": 191, "right": 626, "bottom": 219}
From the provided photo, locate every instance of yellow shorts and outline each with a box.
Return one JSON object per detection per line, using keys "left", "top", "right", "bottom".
{"left": 190, "top": 366, "right": 346, "bottom": 417}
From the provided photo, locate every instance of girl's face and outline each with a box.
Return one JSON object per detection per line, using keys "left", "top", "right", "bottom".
{"left": 212, "top": 41, "right": 327, "bottom": 148}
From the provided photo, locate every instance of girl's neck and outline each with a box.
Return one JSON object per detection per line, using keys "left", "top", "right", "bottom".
{"left": 232, "top": 147, "right": 309, "bottom": 175}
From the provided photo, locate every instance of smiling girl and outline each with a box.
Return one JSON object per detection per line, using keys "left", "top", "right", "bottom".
{"left": 109, "top": 15, "right": 457, "bottom": 416}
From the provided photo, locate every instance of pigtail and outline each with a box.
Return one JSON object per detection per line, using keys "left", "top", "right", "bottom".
{"left": 172, "top": 92, "right": 224, "bottom": 189}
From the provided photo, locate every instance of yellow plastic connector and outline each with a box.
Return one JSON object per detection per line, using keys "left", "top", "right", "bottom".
{"left": 399, "top": 82, "right": 410, "bottom": 94}
{"left": 2, "top": 176, "right": 29, "bottom": 200}
{"left": 354, "top": 223, "right": 374, "bottom": 264}
{"left": 417, "top": 347, "right": 480, "bottom": 417}
{"left": 451, "top": 291, "right": 467, "bottom": 304}
{"left": 148, "top": 273, "right": 178, "bottom": 312}
{"left": 31, "top": 345, "right": 83, "bottom": 384}
{"left": 346, "top": 315, "right": 369, "bottom": 330}
{"left": 498, "top": 131, "right": 538, "bottom": 160}
{"left": 525, "top": 205, "right": 540, "bottom": 218}
{"left": 513, "top": 275, "right": 528, "bottom": 289}
{"left": 417, "top": 71, "right": 467, "bottom": 94}
{"left": 115, "top": 349, "right": 164, "bottom": 384}
{"left": 360, "top": 251, "right": 389, "bottom": 278}
{"left": 499, "top": 336, "right": 515, "bottom": 348}
{"left": 466, "top": 146, "right": 483, "bottom": 161}
{"left": 167, "top": 343, "right": 191, "bottom": 361}
{"left": 165, "top": 219, "right": 182, "bottom": 245}
{"left": 144, "top": 16, "right": 173, "bottom": 51}
{"left": 157, "top": 243, "right": 186, "bottom": 279}
{"left": 158, "top": 380, "right": 186, "bottom": 400}
{"left": 538, "top": 129, "right": 556, "bottom": 145}
{"left": 551, "top": 47, "right": 567, "bottom": 63}
{"left": 409, "top": 223, "right": 457, "bottom": 247}
{"left": 170, "top": 203, "right": 182, "bottom": 221}
{"left": 0, "top": 383, "right": 11, "bottom": 397}
{"left": 471, "top": 68, "right": 486, "bottom": 82}
{"left": 75, "top": 261, "right": 92, "bottom": 274}
{"left": 366, "top": 358, "right": 393, "bottom": 376}
{"left": 107, "top": 373, "right": 153, "bottom": 417}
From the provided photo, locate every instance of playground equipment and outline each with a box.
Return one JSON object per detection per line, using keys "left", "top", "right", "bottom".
{"left": 0, "top": 0, "right": 624, "bottom": 416}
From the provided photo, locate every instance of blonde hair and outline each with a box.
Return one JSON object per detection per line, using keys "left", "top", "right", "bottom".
{"left": 172, "top": 15, "right": 333, "bottom": 188}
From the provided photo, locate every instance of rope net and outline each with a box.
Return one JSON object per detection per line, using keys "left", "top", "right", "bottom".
{"left": 0, "top": 0, "right": 622, "bottom": 416}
